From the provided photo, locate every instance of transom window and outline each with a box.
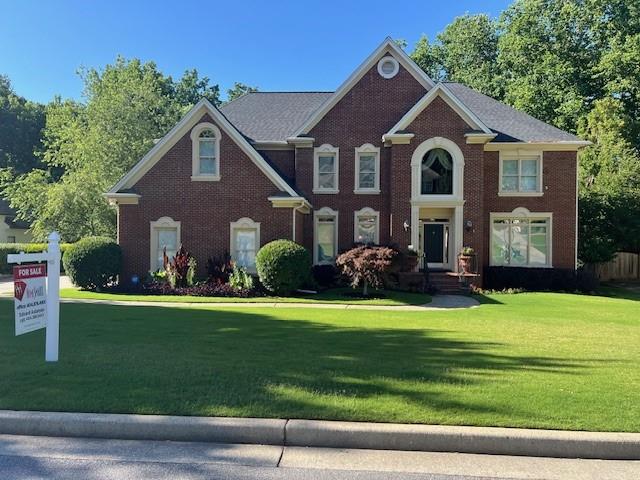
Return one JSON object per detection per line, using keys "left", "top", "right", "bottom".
{"left": 491, "top": 215, "right": 551, "bottom": 267}
{"left": 421, "top": 148, "right": 453, "bottom": 195}
{"left": 314, "top": 207, "right": 338, "bottom": 264}
{"left": 150, "top": 217, "right": 181, "bottom": 271}
{"left": 230, "top": 218, "right": 260, "bottom": 271}
{"left": 500, "top": 153, "right": 542, "bottom": 195}
{"left": 190, "top": 122, "right": 221, "bottom": 181}
{"left": 355, "top": 144, "right": 380, "bottom": 193}
{"left": 354, "top": 208, "right": 379, "bottom": 244}
{"left": 313, "top": 144, "right": 339, "bottom": 193}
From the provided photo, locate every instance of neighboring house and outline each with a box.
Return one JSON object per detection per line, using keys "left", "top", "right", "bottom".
{"left": 106, "top": 38, "right": 588, "bottom": 284}
{"left": 0, "top": 199, "right": 31, "bottom": 244}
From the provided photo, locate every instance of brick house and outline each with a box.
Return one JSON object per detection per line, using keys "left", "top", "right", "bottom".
{"left": 106, "top": 38, "right": 588, "bottom": 285}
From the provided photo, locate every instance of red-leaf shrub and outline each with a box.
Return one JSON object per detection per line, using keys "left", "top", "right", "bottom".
{"left": 164, "top": 245, "right": 196, "bottom": 288}
{"left": 336, "top": 246, "right": 397, "bottom": 296}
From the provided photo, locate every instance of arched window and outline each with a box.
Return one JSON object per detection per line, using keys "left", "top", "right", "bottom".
{"left": 421, "top": 148, "right": 453, "bottom": 195}
{"left": 190, "top": 122, "right": 221, "bottom": 180}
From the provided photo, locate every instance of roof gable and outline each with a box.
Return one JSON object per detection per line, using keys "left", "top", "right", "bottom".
{"left": 108, "top": 99, "right": 298, "bottom": 196}
{"left": 293, "top": 38, "right": 435, "bottom": 136}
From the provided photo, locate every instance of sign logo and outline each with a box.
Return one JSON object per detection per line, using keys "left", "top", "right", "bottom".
{"left": 14, "top": 280, "right": 26, "bottom": 301}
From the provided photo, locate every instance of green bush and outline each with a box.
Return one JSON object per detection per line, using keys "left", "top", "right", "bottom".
{"left": 229, "top": 264, "right": 254, "bottom": 290}
{"left": 0, "top": 242, "right": 72, "bottom": 274}
{"left": 255, "top": 240, "right": 311, "bottom": 295}
{"left": 62, "top": 237, "right": 121, "bottom": 290}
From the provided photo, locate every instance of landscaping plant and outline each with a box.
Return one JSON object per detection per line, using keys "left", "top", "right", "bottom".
{"left": 62, "top": 236, "right": 121, "bottom": 290}
{"left": 255, "top": 239, "right": 311, "bottom": 295}
{"left": 206, "top": 252, "right": 233, "bottom": 284}
{"left": 336, "top": 246, "right": 397, "bottom": 296}
{"left": 228, "top": 264, "right": 254, "bottom": 290}
{"left": 163, "top": 245, "right": 196, "bottom": 288}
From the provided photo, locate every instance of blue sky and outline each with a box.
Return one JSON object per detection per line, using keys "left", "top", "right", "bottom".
{"left": 0, "top": 0, "right": 511, "bottom": 103}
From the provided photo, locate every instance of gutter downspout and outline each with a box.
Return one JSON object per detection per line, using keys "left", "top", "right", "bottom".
{"left": 292, "top": 201, "right": 306, "bottom": 242}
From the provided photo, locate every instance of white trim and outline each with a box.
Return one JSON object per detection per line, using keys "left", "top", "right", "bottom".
{"left": 190, "top": 122, "right": 221, "bottom": 180}
{"left": 253, "top": 141, "right": 294, "bottom": 151}
{"left": 382, "top": 133, "right": 415, "bottom": 145}
{"left": 313, "top": 207, "right": 339, "bottom": 265}
{"left": 230, "top": 217, "right": 260, "bottom": 273}
{"left": 108, "top": 98, "right": 299, "bottom": 198}
{"left": 411, "top": 137, "right": 465, "bottom": 202}
{"left": 498, "top": 150, "right": 543, "bottom": 196}
{"left": 354, "top": 143, "right": 381, "bottom": 194}
{"left": 294, "top": 38, "right": 434, "bottom": 136}
{"left": 353, "top": 207, "right": 380, "bottom": 244}
{"left": 313, "top": 144, "right": 340, "bottom": 194}
{"left": 489, "top": 208, "right": 553, "bottom": 268}
{"left": 268, "top": 196, "right": 312, "bottom": 211}
{"left": 484, "top": 141, "right": 591, "bottom": 152}
{"left": 387, "top": 83, "right": 492, "bottom": 136}
{"left": 149, "top": 216, "right": 181, "bottom": 272}
{"left": 286, "top": 136, "right": 315, "bottom": 148}
{"left": 465, "top": 132, "right": 497, "bottom": 144}
{"left": 377, "top": 56, "right": 399, "bottom": 79}
{"left": 104, "top": 192, "right": 140, "bottom": 205}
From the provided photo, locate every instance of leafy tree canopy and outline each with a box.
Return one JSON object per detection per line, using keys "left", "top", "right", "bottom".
{"left": 226, "top": 82, "right": 258, "bottom": 103}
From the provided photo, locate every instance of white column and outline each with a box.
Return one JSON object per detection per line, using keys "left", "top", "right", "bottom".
{"left": 410, "top": 205, "right": 420, "bottom": 251}
{"left": 46, "top": 232, "right": 61, "bottom": 362}
{"left": 454, "top": 206, "right": 464, "bottom": 273}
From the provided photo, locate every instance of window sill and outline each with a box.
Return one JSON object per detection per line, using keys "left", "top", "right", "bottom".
{"left": 489, "top": 264, "right": 553, "bottom": 269}
{"left": 498, "top": 191, "right": 543, "bottom": 197}
{"left": 191, "top": 175, "right": 221, "bottom": 182}
{"left": 313, "top": 189, "right": 339, "bottom": 194}
{"left": 354, "top": 189, "right": 381, "bottom": 195}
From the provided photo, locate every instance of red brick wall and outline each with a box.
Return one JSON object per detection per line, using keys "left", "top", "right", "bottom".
{"left": 484, "top": 150, "right": 577, "bottom": 269}
{"left": 298, "top": 61, "right": 428, "bottom": 255}
{"left": 118, "top": 113, "right": 293, "bottom": 280}
{"left": 259, "top": 149, "right": 295, "bottom": 186}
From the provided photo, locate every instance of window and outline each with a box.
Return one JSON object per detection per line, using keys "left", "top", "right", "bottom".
{"left": 499, "top": 152, "right": 542, "bottom": 195}
{"left": 354, "top": 208, "right": 379, "bottom": 244}
{"left": 230, "top": 218, "right": 260, "bottom": 271}
{"left": 421, "top": 148, "right": 453, "bottom": 195}
{"left": 314, "top": 207, "right": 338, "bottom": 264}
{"left": 491, "top": 213, "right": 551, "bottom": 267}
{"left": 191, "top": 122, "right": 221, "bottom": 181}
{"left": 150, "top": 217, "right": 180, "bottom": 271}
{"left": 377, "top": 56, "right": 399, "bottom": 79}
{"left": 7, "top": 236, "right": 15, "bottom": 244}
{"left": 313, "top": 144, "right": 339, "bottom": 193}
{"left": 354, "top": 144, "right": 380, "bottom": 193}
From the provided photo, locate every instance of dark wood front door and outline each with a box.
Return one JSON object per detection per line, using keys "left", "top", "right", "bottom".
{"left": 424, "top": 223, "right": 445, "bottom": 265}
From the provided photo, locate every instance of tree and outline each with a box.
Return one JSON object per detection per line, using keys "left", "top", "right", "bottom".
{"left": 0, "top": 75, "right": 46, "bottom": 173}
{"left": 172, "top": 68, "right": 221, "bottom": 108}
{"left": 226, "top": 82, "right": 258, "bottom": 102}
{"left": 336, "top": 246, "right": 397, "bottom": 296}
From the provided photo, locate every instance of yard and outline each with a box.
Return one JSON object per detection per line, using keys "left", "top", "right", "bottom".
{"left": 1, "top": 289, "right": 638, "bottom": 432}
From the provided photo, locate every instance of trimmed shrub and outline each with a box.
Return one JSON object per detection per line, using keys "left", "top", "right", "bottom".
{"left": 255, "top": 240, "right": 311, "bottom": 295}
{"left": 62, "top": 237, "right": 121, "bottom": 290}
{"left": 0, "top": 243, "right": 72, "bottom": 274}
{"left": 483, "top": 266, "right": 599, "bottom": 293}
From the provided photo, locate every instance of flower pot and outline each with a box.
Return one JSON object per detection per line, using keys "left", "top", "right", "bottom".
{"left": 459, "top": 255, "right": 472, "bottom": 274}
{"left": 405, "top": 255, "right": 419, "bottom": 272}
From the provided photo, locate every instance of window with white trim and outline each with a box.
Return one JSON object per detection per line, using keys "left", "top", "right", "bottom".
{"left": 491, "top": 215, "right": 551, "bottom": 267}
{"left": 191, "top": 122, "right": 221, "bottom": 180}
{"left": 313, "top": 144, "right": 339, "bottom": 193}
{"left": 150, "top": 217, "right": 180, "bottom": 271}
{"left": 354, "top": 208, "right": 379, "bottom": 244}
{"left": 500, "top": 152, "right": 542, "bottom": 195}
{"left": 230, "top": 217, "right": 260, "bottom": 271}
{"left": 355, "top": 144, "right": 380, "bottom": 193}
{"left": 314, "top": 207, "right": 338, "bottom": 264}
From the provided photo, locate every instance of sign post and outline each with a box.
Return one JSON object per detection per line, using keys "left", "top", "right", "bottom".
{"left": 8, "top": 232, "right": 61, "bottom": 362}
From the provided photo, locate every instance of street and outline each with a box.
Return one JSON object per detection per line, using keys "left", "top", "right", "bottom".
{"left": 1, "top": 434, "right": 638, "bottom": 480}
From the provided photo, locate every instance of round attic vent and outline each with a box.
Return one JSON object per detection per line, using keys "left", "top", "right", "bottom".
{"left": 377, "top": 56, "right": 399, "bottom": 79}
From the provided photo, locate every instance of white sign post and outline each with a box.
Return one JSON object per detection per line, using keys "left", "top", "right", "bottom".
{"left": 8, "top": 232, "right": 61, "bottom": 362}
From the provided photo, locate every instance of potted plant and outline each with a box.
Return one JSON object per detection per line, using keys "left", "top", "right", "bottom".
{"left": 405, "top": 245, "right": 419, "bottom": 272}
{"left": 459, "top": 246, "right": 475, "bottom": 274}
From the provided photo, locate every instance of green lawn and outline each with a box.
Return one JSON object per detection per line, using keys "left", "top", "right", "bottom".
{"left": 1, "top": 290, "right": 639, "bottom": 432}
{"left": 59, "top": 287, "right": 431, "bottom": 306}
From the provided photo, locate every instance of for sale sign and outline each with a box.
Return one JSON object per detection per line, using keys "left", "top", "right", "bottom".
{"left": 14, "top": 264, "right": 47, "bottom": 336}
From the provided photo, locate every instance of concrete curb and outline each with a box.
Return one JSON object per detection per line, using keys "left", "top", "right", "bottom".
{"left": 1, "top": 410, "right": 639, "bottom": 460}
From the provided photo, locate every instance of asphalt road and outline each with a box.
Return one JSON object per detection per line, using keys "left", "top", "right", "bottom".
{"left": 1, "top": 434, "right": 638, "bottom": 480}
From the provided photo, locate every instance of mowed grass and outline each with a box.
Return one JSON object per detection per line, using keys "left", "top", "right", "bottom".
{"left": 59, "top": 287, "right": 431, "bottom": 306}
{"left": 0, "top": 291, "right": 638, "bottom": 432}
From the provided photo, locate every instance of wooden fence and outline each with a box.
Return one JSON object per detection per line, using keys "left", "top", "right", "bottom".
{"left": 594, "top": 252, "right": 640, "bottom": 281}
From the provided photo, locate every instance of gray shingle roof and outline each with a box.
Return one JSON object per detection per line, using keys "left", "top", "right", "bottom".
{"left": 444, "top": 82, "right": 582, "bottom": 143}
{"left": 218, "top": 85, "right": 580, "bottom": 144}
{"left": 220, "top": 92, "right": 332, "bottom": 142}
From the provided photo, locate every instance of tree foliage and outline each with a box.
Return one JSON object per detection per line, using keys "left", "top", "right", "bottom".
{"left": 226, "top": 82, "right": 258, "bottom": 102}
{"left": 336, "top": 246, "right": 397, "bottom": 296}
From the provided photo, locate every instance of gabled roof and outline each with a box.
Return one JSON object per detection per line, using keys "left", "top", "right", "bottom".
{"left": 107, "top": 99, "right": 299, "bottom": 197}
{"left": 292, "top": 37, "right": 435, "bottom": 136}
{"left": 444, "top": 82, "right": 585, "bottom": 143}
{"left": 386, "top": 83, "right": 494, "bottom": 138}
{"left": 220, "top": 92, "right": 332, "bottom": 142}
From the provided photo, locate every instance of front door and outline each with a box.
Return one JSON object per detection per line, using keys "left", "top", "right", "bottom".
{"left": 423, "top": 222, "right": 449, "bottom": 269}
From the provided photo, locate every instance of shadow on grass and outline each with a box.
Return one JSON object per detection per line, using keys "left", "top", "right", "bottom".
{"left": 0, "top": 301, "right": 598, "bottom": 424}
{"left": 597, "top": 283, "right": 640, "bottom": 302}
